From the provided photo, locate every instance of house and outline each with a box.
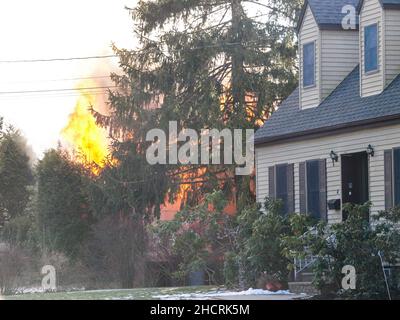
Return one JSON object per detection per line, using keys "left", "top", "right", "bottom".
{"left": 254, "top": 0, "right": 400, "bottom": 223}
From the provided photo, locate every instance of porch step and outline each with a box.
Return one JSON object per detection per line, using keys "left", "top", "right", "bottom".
{"left": 289, "top": 282, "right": 320, "bottom": 296}
{"left": 298, "top": 272, "right": 314, "bottom": 282}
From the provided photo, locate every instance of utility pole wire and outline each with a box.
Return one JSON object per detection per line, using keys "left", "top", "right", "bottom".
{"left": 1, "top": 75, "right": 114, "bottom": 84}
{"left": 0, "top": 54, "right": 118, "bottom": 63}
{"left": 0, "top": 86, "right": 117, "bottom": 95}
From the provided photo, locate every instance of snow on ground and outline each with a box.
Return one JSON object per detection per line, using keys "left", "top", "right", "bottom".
{"left": 14, "top": 287, "right": 46, "bottom": 294}
{"left": 13, "top": 287, "right": 85, "bottom": 295}
{"left": 153, "top": 288, "right": 294, "bottom": 300}
{"left": 5, "top": 286, "right": 307, "bottom": 300}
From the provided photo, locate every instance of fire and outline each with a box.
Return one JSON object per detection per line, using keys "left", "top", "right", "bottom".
{"left": 62, "top": 82, "right": 109, "bottom": 170}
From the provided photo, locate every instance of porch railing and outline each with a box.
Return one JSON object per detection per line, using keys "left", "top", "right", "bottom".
{"left": 293, "top": 227, "right": 335, "bottom": 282}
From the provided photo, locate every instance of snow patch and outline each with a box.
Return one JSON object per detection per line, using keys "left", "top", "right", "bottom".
{"left": 154, "top": 288, "right": 293, "bottom": 300}
{"left": 12, "top": 286, "right": 85, "bottom": 295}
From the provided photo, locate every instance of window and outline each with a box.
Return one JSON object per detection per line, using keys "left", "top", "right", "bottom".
{"left": 276, "top": 164, "right": 288, "bottom": 215}
{"left": 306, "top": 160, "right": 320, "bottom": 219}
{"left": 303, "top": 42, "right": 315, "bottom": 87}
{"left": 394, "top": 149, "right": 400, "bottom": 206}
{"left": 364, "top": 24, "right": 378, "bottom": 73}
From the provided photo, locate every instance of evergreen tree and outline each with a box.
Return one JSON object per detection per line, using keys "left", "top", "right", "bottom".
{"left": 36, "top": 149, "right": 92, "bottom": 257}
{"left": 94, "top": 0, "right": 302, "bottom": 214}
{"left": 0, "top": 127, "right": 34, "bottom": 226}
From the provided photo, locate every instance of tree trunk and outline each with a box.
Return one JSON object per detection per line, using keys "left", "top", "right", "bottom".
{"left": 231, "top": 0, "right": 246, "bottom": 122}
{"left": 231, "top": 0, "right": 248, "bottom": 207}
{"left": 238, "top": 255, "right": 247, "bottom": 289}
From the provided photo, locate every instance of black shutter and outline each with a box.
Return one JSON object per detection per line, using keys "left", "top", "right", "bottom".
{"left": 299, "top": 162, "right": 306, "bottom": 214}
{"left": 319, "top": 159, "right": 327, "bottom": 221}
{"left": 287, "top": 164, "right": 295, "bottom": 214}
{"left": 276, "top": 164, "right": 288, "bottom": 215}
{"left": 384, "top": 150, "right": 393, "bottom": 210}
{"left": 394, "top": 149, "right": 400, "bottom": 206}
{"left": 269, "top": 166, "right": 276, "bottom": 199}
{"left": 307, "top": 160, "right": 320, "bottom": 219}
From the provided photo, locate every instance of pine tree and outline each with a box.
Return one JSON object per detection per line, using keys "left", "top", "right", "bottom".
{"left": 36, "top": 149, "right": 92, "bottom": 257}
{"left": 0, "top": 127, "right": 34, "bottom": 226}
{"left": 94, "top": 0, "right": 302, "bottom": 214}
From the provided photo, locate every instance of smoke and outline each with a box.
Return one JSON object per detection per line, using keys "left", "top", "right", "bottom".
{"left": 85, "top": 60, "right": 117, "bottom": 116}
{"left": 14, "top": 132, "right": 37, "bottom": 167}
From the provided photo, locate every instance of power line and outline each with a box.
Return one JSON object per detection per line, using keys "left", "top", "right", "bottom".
{"left": 0, "top": 54, "right": 118, "bottom": 64}
{"left": 0, "top": 91, "right": 111, "bottom": 101}
{"left": 0, "top": 75, "right": 114, "bottom": 84}
{"left": 0, "top": 33, "right": 273, "bottom": 65}
{"left": 0, "top": 86, "right": 117, "bottom": 95}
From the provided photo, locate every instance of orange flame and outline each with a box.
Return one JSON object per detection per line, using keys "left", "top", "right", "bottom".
{"left": 62, "top": 82, "right": 109, "bottom": 170}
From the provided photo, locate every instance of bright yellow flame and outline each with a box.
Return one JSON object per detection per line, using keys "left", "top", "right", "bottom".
{"left": 62, "top": 84, "right": 109, "bottom": 170}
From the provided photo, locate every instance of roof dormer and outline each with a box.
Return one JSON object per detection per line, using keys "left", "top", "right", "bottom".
{"left": 359, "top": 0, "right": 400, "bottom": 97}
{"left": 297, "top": 0, "right": 360, "bottom": 110}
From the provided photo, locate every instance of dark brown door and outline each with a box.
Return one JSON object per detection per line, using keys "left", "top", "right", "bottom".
{"left": 341, "top": 152, "right": 369, "bottom": 221}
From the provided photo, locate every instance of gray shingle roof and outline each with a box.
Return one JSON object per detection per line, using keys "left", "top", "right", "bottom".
{"left": 358, "top": 0, "right": 400, "bottom": 11}
{"left": 381, "top": 0, "right": 400, "bottom": 6}
{"left": 297, "top": 0, "right": 361, "bottom": 31}
{"left": 299, "top": 0, "right": 400, "bottom": 32}
{"left": 254, "top": 66, "right": 400, "bottom": 145}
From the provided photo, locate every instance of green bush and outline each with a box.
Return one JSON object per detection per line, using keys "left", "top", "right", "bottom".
{"left": 231, "top": 198, "right": 314, "bottom": 288}
{"left": 2, "top": 215, "right": 36, "bottom": 248}
{"left": 223, "top": 251, "right": 239, "bottom": 288}
{"left": 150, "top": 191, "right": 236, "bottom": 285}
{"left": 284, "top": 202, "right": 400, "bottom": 299}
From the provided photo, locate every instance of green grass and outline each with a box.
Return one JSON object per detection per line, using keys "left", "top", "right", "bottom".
{"left": 4, "top": 286, "right": 221, "bottom": 300}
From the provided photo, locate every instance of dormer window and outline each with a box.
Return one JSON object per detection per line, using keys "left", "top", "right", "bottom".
{"left": 364, "top": 24, "right": 378, "bottom": 73}
{"left": 303, "top": 42, "right": 315, "bottom": 87}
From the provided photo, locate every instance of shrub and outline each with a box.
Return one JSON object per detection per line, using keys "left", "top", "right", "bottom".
{"left": 284, "top": 202, "right": 400, "bottom": 299}
{"left": 240, "top": 199, "right": 289, "bottom": 285}
{"left": 2, "top": 213, "right": 38, "bottom": 250}
{"left": 0, "top": 246, "right": 32, "bottom": 295}
{"left": 81, "top": 214, "right": 146, "bottom": 289}
{"left": 150, "top": 191, "right": 236, "bottom": 285}
{"left": 223, "top": 251, "right": 239, "bottom": 288}
{"left": 231, "top": 198, "right": 314, "bottom": 289}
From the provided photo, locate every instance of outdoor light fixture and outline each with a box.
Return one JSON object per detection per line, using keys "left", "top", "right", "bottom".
{"left": 366, "top": 144, "right": 375, "bottom": 157}
{"left": 330, "top": 150, "right": 339, "bottom": 165}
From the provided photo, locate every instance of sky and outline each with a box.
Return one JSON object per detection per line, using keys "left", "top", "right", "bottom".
{"left": 0, "top": 0, "right": 267, "bottom": 159}
{"left": 0, "top": 0, "right": 137, "bottom": 158}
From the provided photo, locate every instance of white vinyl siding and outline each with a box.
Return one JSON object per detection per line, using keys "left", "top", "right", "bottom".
{"left": 299, "top": 5, "right": 320, "bottom": 109}
{"left": 320, "top": 30, "right": 359, "bottom": 100}
{"left": 384, "top": 9, "right": 400, "bottom": 87}
{"left": 255, "top": 123, "right": 400, "bottom": 224}
{"left": 360, "top": 0, "right": 384, "bottom": 97}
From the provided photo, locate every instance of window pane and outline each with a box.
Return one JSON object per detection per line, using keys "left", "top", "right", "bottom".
{"left": 276, "top": 164, "right": 288, "bottom": 215}
{"left": 364, "top": 24, "right": 378, "bottom": 72}
{"left": 394, "top": 149, "right": 400, "bottom": 206}
{"left": 303, "top": 42, "right": 315, "bottom": 87}
{"left": 307, "top": 160, "right": 320, "bottom": 219}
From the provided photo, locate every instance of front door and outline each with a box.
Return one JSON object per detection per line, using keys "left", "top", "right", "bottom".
{"left": 341, "top": 152, "right": 369, "bottom": 221}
